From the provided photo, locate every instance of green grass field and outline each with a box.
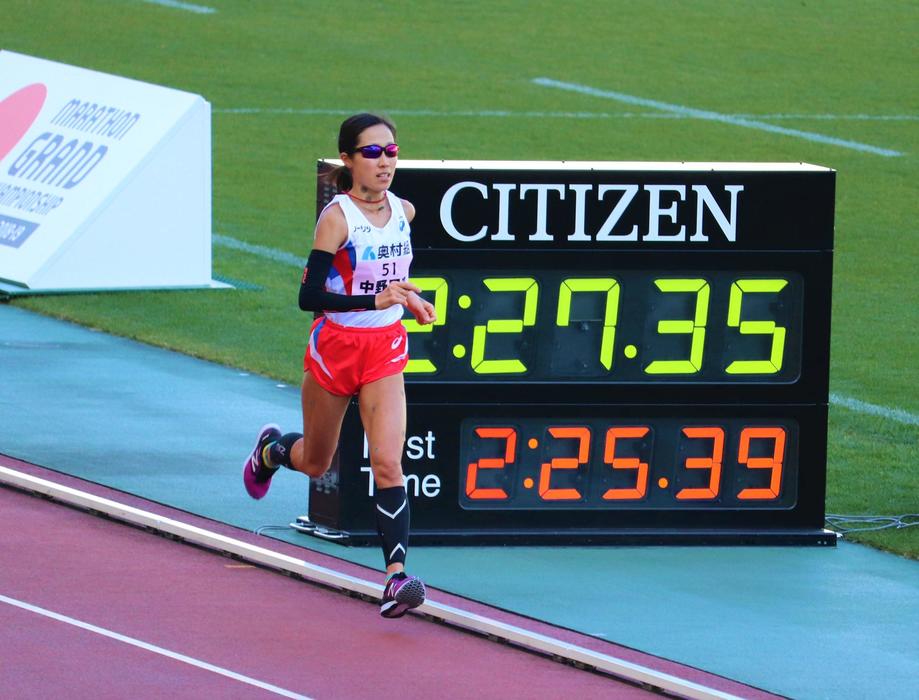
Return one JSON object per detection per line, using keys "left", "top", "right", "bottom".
{"left": 3, "top": 1, "right": 917, "bottom": 557}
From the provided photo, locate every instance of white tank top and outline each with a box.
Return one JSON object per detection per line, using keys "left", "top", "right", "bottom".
{"left": 320, "top": 192, "right": 413, "bottom": 327}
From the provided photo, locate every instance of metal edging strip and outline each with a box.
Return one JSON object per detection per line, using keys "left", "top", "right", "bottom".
{"left": 0, "top": 465, "right": 743, "bottom": 700}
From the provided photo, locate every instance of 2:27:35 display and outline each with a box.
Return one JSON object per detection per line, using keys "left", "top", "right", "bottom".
{"left": 403, "top": 269, "right": 803, "bottom": 383}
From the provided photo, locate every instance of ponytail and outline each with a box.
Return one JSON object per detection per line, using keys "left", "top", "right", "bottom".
{"left": 321, "top": 163, "right": 352, "bottom": 192}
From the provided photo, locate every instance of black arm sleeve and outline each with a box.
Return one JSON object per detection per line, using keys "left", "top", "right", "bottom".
{"left": 298, "top": 249, "right": 377, "bottom": 312}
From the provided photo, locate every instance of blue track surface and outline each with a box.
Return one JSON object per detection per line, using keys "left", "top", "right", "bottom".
{"left": 2, "top": 304, "right": 917, "bottom": 699}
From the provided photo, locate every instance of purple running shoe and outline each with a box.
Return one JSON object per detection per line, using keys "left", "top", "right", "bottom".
{"left": 379, "top": 572, "right": 426, "bottom": 619}
{"left": 243, "top": 423, "right": 281, "bottom": 499}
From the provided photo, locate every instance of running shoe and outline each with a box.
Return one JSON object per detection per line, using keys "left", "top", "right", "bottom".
{"left": 379, "top": 572, "right": 426, "bottom": 618}
{"left": 243, "top": 423, "right": 282, "bottom": 499}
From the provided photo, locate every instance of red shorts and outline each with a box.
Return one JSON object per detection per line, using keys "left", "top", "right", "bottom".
{"left": 304, "top": 317, "right": 409, "bottom": 396}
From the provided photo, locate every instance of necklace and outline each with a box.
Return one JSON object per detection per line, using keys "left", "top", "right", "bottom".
{"left": 345, "top": 190, "right": 386, "bottom": 205}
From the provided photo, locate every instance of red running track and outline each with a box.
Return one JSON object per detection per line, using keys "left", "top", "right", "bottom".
{"left": 0, "top": 483, "right": 655, "bottom": 699}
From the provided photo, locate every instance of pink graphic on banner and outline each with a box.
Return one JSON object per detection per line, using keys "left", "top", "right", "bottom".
{"left": 0, "top": 83, "right": 47, "bottom": 162}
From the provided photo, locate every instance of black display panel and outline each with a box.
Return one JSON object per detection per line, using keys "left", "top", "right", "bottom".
{"left": 307, "top": 402, "right": 830, "bottom": 545}
{"left": 306, "top": 161, "right": 835, "bottom": 545}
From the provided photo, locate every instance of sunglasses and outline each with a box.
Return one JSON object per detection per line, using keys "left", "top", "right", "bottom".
{"left": 353, "top": 143, "right": 399, "bottom": 159}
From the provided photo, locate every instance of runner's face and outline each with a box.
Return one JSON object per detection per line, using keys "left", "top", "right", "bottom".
{"left": 342, "top": 123, "right": 397, "bottom": 195}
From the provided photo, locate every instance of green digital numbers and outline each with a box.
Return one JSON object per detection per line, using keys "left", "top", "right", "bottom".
{"left": 725, "top": 279, "right": 788, "bottom": 374}
{"left": 470, "top": 278, "right": 539, "bottom": 374}
{"left": 556, "top": 278, "right": 621, "bottom": 370}
{"left": 644, "top": 279, "right": 710, "bottom": 375}
{"left": 403, "top": 277, "right": 448, "bottom": 374}
{"left": 397, "top": 271, "right": 795, "bottom": 381}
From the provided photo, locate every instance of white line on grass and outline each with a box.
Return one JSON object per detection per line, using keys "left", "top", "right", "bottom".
{"left": 830, "top": 393, "right": 919, "bottom": 427}
{"left": 213, "top": 106, "right": 918, "bottom": 122}
{"left": 749, "top": 114, "right": 918, "bottom": 122}
{"left": 213, "top": 233, "right": 304, "bottom": 268}
{"left": 215, "top": 107, "right": 655, "bottom": 118}
{"left": 532, "top": 77, "right": 903, "bottom": 157}
{"left": 0, "top": 594, "right": 312, "bottom": 699}
{"left": 214, "top": 234, "right": 918, "bottom": 429}
{"left": 141, "top": 0, "right": 216, "bottom": 14}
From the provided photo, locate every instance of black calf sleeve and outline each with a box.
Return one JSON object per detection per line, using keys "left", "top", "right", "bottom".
{"left": 374, "top": 486, "right": 410, "bottom": 567}
{"left": 268, "top": 432, "right": 302, "bottom": 469}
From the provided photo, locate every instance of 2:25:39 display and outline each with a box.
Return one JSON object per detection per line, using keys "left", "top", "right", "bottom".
{"left": 459, "top": 417, "right": 799, "bottom": 510}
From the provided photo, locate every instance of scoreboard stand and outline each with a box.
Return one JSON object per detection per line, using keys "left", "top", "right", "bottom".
{"left": 302, "top": 161, "right": 837, "bottom": 547}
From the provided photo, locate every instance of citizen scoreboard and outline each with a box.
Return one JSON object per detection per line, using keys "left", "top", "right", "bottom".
{"left": 305, "top": 161, "right": 836, "bottom": 546}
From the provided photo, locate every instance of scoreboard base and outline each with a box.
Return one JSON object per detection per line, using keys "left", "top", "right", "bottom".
{"left": 291, "top": 522, "right": 838, "bottom": 547}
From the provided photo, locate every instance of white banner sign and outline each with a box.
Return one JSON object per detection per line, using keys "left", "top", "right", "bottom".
{"left": 0, "top": 50, "right": 218, "bottom": 291}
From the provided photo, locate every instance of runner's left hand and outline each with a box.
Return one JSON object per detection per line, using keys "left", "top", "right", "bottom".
{"left": 406, "top": 292, "right": 436, "bottom": 325}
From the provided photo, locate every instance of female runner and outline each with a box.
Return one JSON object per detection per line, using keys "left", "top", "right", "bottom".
{"left": 243, "top": 113, "right": 436, "bottom": 618}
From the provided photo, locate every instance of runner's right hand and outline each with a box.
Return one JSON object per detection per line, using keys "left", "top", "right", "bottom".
{"left": 375, "top": 281, "right": 422, "bottom": 309}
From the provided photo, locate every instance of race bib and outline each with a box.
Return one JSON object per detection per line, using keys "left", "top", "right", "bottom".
{"left": 352, "top": 253, "right": 412, "bottom": 295}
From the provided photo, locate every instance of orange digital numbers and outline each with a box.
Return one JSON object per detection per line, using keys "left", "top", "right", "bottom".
{"left": 737, "top": 426, "right": 786, "bottom": 500}
{"left": 676, "top": 426, "right": 724, "bottom": 500}
{"left": 601, "top": 427, "right": 650, "bottom": 500}
{"left": 538, "top": 426, "right": 589, "bottom": 501}
{"left": 461, "top": 419, "right": 793, "bottom": 510}
{"left": 465, "top": 427, "right": 517, "bottom": 500}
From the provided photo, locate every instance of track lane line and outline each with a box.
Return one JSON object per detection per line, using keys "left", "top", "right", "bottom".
{"left": 0, "top": 465, "right": 744, "bottom": 700}
{"left": 0, "top": 593, "right": 312, "bottom": 700}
